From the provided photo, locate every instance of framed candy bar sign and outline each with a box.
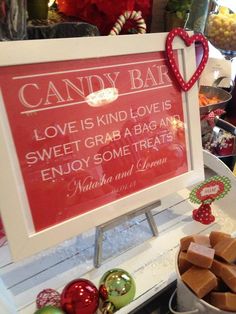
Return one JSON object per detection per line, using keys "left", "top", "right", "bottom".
{"left": 0, "top": 32, "right": 204, "bottom": 260}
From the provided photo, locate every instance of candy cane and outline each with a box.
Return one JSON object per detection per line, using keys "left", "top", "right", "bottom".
{"left": 109, "top": 10, "right": 146, "bottom": 35}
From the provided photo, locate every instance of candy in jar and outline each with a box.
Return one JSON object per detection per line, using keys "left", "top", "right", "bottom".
{"left": 206, "top": 6, "right": 236, "bottom": 51}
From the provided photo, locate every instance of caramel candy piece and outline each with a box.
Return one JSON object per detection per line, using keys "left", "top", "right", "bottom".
{"left": 210, "top": 259, "right": 228, "bottom": 278}
{"left": 178, "top": 251, "right": 192, "bottom": 274}
{"left": 221, "top": 264, "right": 236, "bottom": 293}
{"left": 214, "top": 237, "right": 236, "bottom": 263}
{"left": 186, "top": 242, "right": 215, "bottom": 268}
{"left": 210, "top": 292, "right": 236, "bottom": 311}
{"left": 181, "top": 266, "right": 217, "bottom": 298}
{"left": 209, "top": 231, "right": 231, "bottom": 247}
{"left": 180, "top": 235, "right": 210, "bottom": 251}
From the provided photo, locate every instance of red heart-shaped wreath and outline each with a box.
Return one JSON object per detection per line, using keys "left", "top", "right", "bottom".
{"left": 166, "top": 28, "right": 209, "bottom": 91}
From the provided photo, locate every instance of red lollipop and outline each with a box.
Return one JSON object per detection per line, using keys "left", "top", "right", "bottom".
{"left": 60, "top": 278, "right": 99, "bottom": 314}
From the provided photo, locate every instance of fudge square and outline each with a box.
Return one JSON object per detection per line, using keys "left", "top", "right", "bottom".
{"left": 209, "top": 231, "right": 231, "bottom": 247}
{"left": 181, "top": 266, "right": 217, "bottom": 298}
{"left": 221, "top": 264, "right": 236, "bottom": 293}
{"left": 186, "top": 242, "right": 215, "bottom": 269}
{"left": 180, "top": 235, "right": 210, "bottom": 251}
{"left": 214, "top": 237, "right": 236, "bottom": 263}
{"left": 210, "top": 292, "right": 236, "bottom": 312}
{"left": 178, "top": 251, "right": 192, "bottom": 274}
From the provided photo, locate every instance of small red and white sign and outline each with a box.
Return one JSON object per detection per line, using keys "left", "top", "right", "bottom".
{"left": 197, "top": 181, "right": 224, "bottom": 201}
{"left": 190, "top": 175, "right": 232, "bottom": 224}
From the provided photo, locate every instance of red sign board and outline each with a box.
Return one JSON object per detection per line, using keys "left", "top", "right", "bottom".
{"left": 0, "top": 51, "right": 188, "bottom": 231}
{"left": 0, "top": 216, "right": 6, "bottom": 246}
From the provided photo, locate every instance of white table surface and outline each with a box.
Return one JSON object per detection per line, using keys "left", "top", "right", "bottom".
{"left": 0, "top": 151, "right": 235, "bottom": 314}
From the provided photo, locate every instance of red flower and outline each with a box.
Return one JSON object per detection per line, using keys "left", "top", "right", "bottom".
{"left": 56, "top": 0, "right": 152, "bottom": 35}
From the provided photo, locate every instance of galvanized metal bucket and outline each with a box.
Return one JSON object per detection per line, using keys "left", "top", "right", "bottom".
{"left": 169, "top": 251, "right": 235, "bottom": 314}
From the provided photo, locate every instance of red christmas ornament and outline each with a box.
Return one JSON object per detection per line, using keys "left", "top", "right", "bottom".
{"left": 36, "top": 288, "right": 61, "bottom": 309}
{"left": 60, "top": 278, "right": 99, "bottom": 314}
{"left": 99, "top": 284, "right": 108, "bottom": 300}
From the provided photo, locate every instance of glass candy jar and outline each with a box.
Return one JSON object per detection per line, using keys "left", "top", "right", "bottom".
{"left": 206, "top": 6, "right": 236, "bottom": 52}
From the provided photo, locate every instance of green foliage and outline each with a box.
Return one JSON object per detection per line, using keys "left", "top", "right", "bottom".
{"left": 166, "top": 0, "right": 193, "bottom": 19}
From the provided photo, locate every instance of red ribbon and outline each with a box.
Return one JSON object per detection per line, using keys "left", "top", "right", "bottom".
{"left": 201, "top": 109, "right": 225, "bottom": 128}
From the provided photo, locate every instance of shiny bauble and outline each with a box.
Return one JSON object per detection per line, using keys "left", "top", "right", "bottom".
{"left": 36, "top": 288, "right": 61, "bottom": 309}
{"left": 60, "top": 278, "right": 99, "bottom": 314}
{"left": 99, "top": 268, "right": 136, "bottom": 310}
{"left": 34, "top": 305, "right": 65, "bottom": 314}
{"left": 101, "top": 300, "right": 116, "bottom": 314}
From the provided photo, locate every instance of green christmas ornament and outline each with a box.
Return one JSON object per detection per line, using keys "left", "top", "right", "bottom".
{"left": 34, "top": 305, "right": 65, "bottom": 314}
{"left": 99, "top": 268, "right": 136, "bottom": 310}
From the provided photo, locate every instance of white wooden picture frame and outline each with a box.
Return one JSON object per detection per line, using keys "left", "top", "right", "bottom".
{"left": 0, "top": 32, "right": 204, "bottom": 261}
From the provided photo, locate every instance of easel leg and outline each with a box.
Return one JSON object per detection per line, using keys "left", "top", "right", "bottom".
{"left": 145, "top": 210, "right": 158, "bottom": 236}
{"left": 94, "top": 227, "right": 103, "bottom": 268}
